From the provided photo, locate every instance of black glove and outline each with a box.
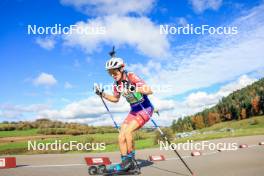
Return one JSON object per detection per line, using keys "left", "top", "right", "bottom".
{"left": 94, "top": 84, "right": 104, "bottom": 96}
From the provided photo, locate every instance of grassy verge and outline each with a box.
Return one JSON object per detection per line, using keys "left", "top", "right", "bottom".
{"left": 174, "top": 128, "right": 264, "bottom": 144}
{"left": 0, "top": 116, "right": 263, "bottom": 155}
{"left": 200, "top": 115, "right": 264, "bottom": 132}
{"left": 0, "top": 129, "right": 38, "bottom": 138}
{"left": 0, "top": 132, "right": 156, "bottom": 155}
{"left": 174, "top": 116, "right": 264, "bottom": 143}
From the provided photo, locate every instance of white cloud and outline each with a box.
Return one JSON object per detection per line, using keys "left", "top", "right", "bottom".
{"left": 60, "top": 0, "right": 155, "bottom": 16}
{"left": 0, "top": 110, "right": 22, "bottom": 119}
{"left": 189, "top": 0, "right": 223, "bottom": 13}
{"left": 59, "top": 0, "right": 170, "bottom": 58}
{"left": 147, "top": 3, "right": 264, "bottom": 97}
{"left": 34, "top": 93, "right": 176, "bottom": 124}
{"left": 63, "top": 15, "right": 170, "bottom": 58}
{"left": 0, "top": 74, "right": 257, "bottom": 125}
{"left": 33, "top": 73, "right": 57, "bottom": 87}
{"left": 149, "top": 95, "right": 176, "bottom": 112}
{"left": 0, "top": 104, "right": 50, "bottom": 119}
{"left": 218, "top": 75, "right": 257, "bottom": 95}
{"left": 37, "top": 96, "right": 130, "bottom": 120}
{"left": 147, "top": 75, "right": 258, "bottom": 125}
{"left": 185, "top": 75, "right": 257, "bottom": 108}
{"left": 128, "top": 60, "right": 162, "bottom": 78}
{"left": 36, "top": 37, "right": 56, "bottom": 50}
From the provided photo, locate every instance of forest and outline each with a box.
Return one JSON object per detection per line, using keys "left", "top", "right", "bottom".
{"left": 171, "top": 78, "right": 264, "bottom": 132}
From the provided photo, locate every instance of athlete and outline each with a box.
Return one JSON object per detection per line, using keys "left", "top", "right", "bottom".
{"left": 95, "top": 56, "right": 154, "bottom": 172}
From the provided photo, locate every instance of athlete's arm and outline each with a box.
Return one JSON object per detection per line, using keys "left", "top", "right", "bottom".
{"left": 102, "top": 92, "right": 120, "bottom": 103}
{"left": 128, "top": 72, "right": 153, "bottom": 95}
{"left": 136, "top": 85, "right": 153, "bottom": 95}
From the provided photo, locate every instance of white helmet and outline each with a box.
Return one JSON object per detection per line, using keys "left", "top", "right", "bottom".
{"left": 105, "top": 57, "right": 124, "bottom": 70}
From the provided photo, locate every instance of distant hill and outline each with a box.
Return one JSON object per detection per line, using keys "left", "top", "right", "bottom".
{"left": 0, "top": 118, "right": 117, "bottom": 135}
{"left": 172, "top": 78, "right": 264, "bottom": 132}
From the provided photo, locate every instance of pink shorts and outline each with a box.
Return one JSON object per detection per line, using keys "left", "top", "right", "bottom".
{"left": 123, "top": 107, "right": 153, "bottom": 129}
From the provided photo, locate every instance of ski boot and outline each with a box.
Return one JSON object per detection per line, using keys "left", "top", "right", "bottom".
{"left": 104, "top": 154, "right": 140, "bottom": 175}
{"left": 128, "top": 150, "right": 135, "bottom": 159}
{"left": 127, "top": 151, "right": 140, "bottom": 175}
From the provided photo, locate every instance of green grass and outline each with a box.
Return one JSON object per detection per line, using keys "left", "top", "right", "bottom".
{"left": 174, "top": 116, "right": 264, "bottom": 143}
{"left": 199, "top": 116, "right": 264, "bottom": 132}
{"left": 0, "top": 132, "right": 155, "bottom": 155}
{"left": 174, "top": 128, "right": 264, "bottom": 144}
{"left": 58, "top": 133, "right": 118, "bottom": 142}
{"left": 0, "top": 129, "right": 38, "bottom": 138}
{"left": 0, "top": 116, "right": 263, "bottom": 155}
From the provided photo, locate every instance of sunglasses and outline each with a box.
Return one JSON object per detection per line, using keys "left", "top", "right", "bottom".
{"left": 107, "top": 69, "right": 120, "bottom": 76}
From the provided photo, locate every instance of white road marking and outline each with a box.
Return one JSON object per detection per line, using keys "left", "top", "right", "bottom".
{"left": 165, "top": 155, "right": 192, "bottom": 161}
{"left": 203, "top": 151, "right": 219, "bottom": 156}
{"left": 24, "top": 164, "right": 86, "bottom": 168}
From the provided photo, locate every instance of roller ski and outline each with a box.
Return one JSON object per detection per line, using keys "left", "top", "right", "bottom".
{"left": 88, "top": 162, "right": 140, "bottom": 176}
{"left": 104, "top": 155, "right": 140, "bottom": 176}
{"left": 87, "top": 152, "right": 140, "bottom": 175}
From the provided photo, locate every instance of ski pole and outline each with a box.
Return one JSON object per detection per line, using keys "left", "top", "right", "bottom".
{"left": 94, "top": 85, "right": 119, "bottom": 130}
{"left": 152, "top": 111, "right": 195, "bottom": 176}
{"left": 136, "top": 102, "right": 195, "bottom": 176}
{"left": 99, "top": 95, "right": 119, "bottom": 130}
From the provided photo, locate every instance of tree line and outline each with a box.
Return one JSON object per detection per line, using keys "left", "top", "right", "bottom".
{"left": 171, "top": 78, "right": 264, "bottom": 132}
{"left": 0, "top": 118, "right": 117, "bottom": 135}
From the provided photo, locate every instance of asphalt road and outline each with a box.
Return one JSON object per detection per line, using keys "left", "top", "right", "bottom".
{"left": 0, "top": 135, "right": 263, "bottom": 176}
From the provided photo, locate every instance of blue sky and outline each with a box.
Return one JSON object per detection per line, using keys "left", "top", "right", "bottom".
{"left": 0, "top": 0, "right": 264, "bottom": 125}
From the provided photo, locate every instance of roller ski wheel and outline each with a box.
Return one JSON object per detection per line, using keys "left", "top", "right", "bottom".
{"left": 129, "top": 158, "right": 140, "bottom": 174}
{"left": 103, "top": 170, "right": 140, "bottom": 176}
{"left": 88, "top": 164, "right": 107, "bottom": 175}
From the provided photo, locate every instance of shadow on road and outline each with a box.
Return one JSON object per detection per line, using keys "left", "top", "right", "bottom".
{"left": 137, "top": 159, "right": 188, "bottom": 176}
{"left": 137, "top": 159, "right": 153, "bottom": 168}
{"left": 16, "top": 165, "right": 29, "bottom": 168}
{"left": 149, "top": 165, "right": 189, "bottom": 176}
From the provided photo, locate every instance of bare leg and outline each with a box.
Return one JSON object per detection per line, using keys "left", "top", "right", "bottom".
{"left": 132, "top": 140, "right": 135, "bottom": 151}
{"left": 119, "top": 124, "right": 128, "bottom": 156}
{"left": 124, "top": 120, "right": 140, "bottom": 153}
